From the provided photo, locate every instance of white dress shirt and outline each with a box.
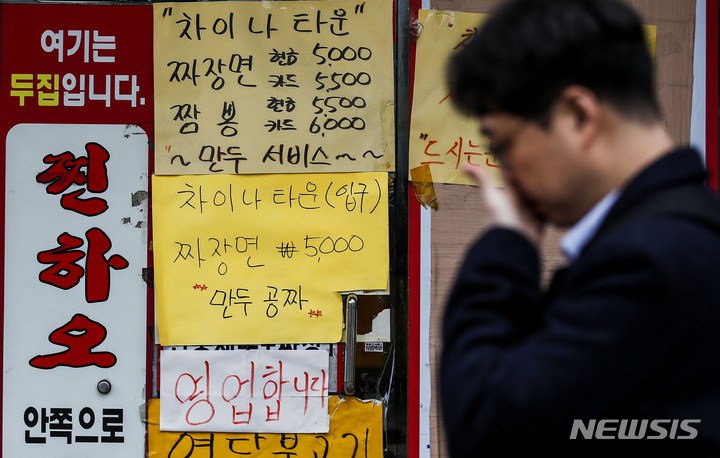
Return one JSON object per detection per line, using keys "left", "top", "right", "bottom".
{"left": 560, "top": 190, "right": 621, "bottom": 262}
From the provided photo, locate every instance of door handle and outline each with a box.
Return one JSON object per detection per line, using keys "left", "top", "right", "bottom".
{"left": 343, "top": 294, "right": 357, "bottom": 395}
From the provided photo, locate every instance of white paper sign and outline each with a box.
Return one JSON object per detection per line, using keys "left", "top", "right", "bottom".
{"left": 3, "top": 123, "right": 148, "bottom": 457}
{"left": 160, "top": 349, "right": 330, "bottom": 433}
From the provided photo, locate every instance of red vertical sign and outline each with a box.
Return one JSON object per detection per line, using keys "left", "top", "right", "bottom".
{"left": 1, "top": 4, "right": 153, "bottom": 456}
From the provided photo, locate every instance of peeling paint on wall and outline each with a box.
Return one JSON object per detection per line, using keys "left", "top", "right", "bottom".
{"left": 358, "top": 308, "right": 391, "bottom": 342}
{"left": 131, "top": 190, "right": 148, "bottom": 207}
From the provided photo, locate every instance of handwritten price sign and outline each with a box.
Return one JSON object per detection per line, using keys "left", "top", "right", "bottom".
{"left": 152, "top": 172, "right": 389, "bottom": 345}
{"left": 153, "top": 0, "right": 395, "bottom": 174}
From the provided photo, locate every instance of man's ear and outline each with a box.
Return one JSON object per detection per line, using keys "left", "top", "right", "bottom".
{"left": 555, "top": 85, "right": 601, "bottom": 148}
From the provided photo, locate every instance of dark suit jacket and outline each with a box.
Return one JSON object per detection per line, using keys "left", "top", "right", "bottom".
{"left": 440, "top": 147, "right": 720, "bottom": 457}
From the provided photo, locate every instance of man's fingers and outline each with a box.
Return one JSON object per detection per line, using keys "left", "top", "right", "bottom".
{"left": 463, "top": 163, "right": 492, "bottom": 187}
{"left": 463, "top": 164, "right": 544, "bottom": 244}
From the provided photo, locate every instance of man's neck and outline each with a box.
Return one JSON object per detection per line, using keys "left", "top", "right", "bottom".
{"left": 563, "top": 114, "right": 674, "bottom": 228}
{"left": 594, "top": 116, "right": 675, "bottom": 199}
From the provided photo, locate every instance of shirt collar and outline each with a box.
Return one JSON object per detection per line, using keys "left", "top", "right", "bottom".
{"left": 561, "top": 190, "right": 620, "bottom": 262}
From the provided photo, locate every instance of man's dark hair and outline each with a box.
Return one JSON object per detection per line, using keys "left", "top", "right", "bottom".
{"left": 448, "top": 0, "right": 661, "bottom": 125}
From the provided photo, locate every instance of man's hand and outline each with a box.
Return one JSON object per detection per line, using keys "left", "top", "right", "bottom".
{"left": 464, "top": 164, "right": 545, "bottom": 245}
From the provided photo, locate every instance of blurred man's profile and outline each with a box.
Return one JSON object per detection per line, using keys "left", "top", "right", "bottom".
{"left": 440, "top": 0, "right": 720, "bottom": 456}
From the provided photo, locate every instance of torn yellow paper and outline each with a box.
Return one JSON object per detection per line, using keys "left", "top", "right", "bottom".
{"left": 408, "top": 9, "right": 658, "bottom": 185}
{"left": 148, "top": 396, "right": 383, "bottom": 458}
{"left": 410, "top": 164, "right": 438, "bottom": 210}
{"left": 409, "top": 10, "right": 491, "bottom": 186}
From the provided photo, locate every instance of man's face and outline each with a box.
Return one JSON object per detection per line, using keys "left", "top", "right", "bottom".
{"left": 479, "top": 111, "right": 594, "bottom": 227}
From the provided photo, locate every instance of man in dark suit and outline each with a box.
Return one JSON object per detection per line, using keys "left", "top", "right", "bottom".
{"left": 440, "top": 0, "right": 720, "bottom": 456}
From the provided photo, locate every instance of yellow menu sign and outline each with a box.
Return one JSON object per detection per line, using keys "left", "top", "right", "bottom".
{"left": 154, "top": 0, "right": 395, "bottom": 174}
{"left": 152, "top": 172, "right": 388, "bottom": 345}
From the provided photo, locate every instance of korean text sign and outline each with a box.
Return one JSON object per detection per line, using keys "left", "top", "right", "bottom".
{"left": 152, "top": 172, "right": 389, "bottom": 345}
{"left": 148, "top": 395, "right": 383, "bottom": 457}
{"left": 408, "top": 10, "right": 492, "bottom": 186}
{"left": 1, "top": 4, "right": 152, "bottom": 457}
{"left": 1, "top": 4, "right": 152, "bottom": 124}
{"left": 160, "top": 349, "right": 329, "bottom": 433}
{"left": 408, "top": 10, "right": 657, "bottom": 185}
{"left": 153, "top": 0, "right": 395, "bottom": 175}
{"left": 3, "top": 124, "right": 149, "bottom": 453}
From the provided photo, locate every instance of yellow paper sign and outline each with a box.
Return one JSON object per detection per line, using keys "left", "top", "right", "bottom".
{"left": 409, "top": 10, "right": 491, "bottom": 186}
{"left": 148, "top": 396, "right": 383, "bottom": 458}
{"left": 408, "top": 10, "right": 658, "bottom": 185}
{"left": 152, "top": 172, "right": 389, "bottom": 345}
{"left": 153, "top": 0, "right": 395, "bottom": 175}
